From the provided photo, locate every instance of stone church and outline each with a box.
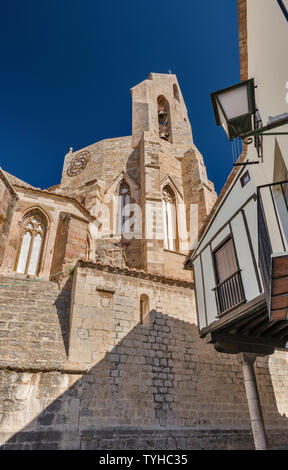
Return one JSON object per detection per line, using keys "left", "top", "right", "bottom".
{"left": 0, "top": 73, "right": 288, "bottom": 450}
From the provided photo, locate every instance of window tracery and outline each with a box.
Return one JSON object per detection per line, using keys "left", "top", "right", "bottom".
{"left": 15, "top": 211, "right": 47, "bottom": 276}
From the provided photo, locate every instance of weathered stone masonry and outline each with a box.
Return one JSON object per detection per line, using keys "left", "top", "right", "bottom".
{"left": 1, "top": 264, "right": 288, "bottom": 449}
{"left": 1, "top": 73, "right": 288, "bottom": 450}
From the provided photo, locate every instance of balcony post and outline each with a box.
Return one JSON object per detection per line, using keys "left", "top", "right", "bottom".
{"left": 239, "top": 353, "right": 268, "bottom": 450}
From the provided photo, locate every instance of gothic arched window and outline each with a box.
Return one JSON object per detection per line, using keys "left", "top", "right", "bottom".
{"left": 162, "top": 185, "right": 178, "bottom": 252}
{"left": 158, "top": 96, "right": 171, "bottom": 142}
{"left": 140, "top": 294, "right": 149, "bottom": 324}
{"left": 15, "top": 211, "right": 47, "bottom": 276}
{"left": 117, "top": 181, "right": 131, "bottom": 234}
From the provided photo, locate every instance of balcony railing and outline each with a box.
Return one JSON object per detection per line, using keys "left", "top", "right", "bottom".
{"left": 258, "top": 180, "right": 288, "bottom": 320}
{"left": 258, "top": 190, "right": 272, "bottom": 308}
{"left": 214, "top": 270, "right": 246, "bottom": 315}
{"left": 258, "top": 180, "right": 288, "bottom": 252}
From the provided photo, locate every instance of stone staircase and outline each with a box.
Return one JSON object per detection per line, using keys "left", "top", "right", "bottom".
{"left": 0, "top": 275, "right": 71, "bottom": 370}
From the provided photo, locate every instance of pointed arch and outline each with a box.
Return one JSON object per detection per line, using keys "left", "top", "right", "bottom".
{"left": 157, "top": 95, "right": 172, "bottom": 142}
{"left": 160, "top": 175, "right": 184, "bottom": 201}
{"left": 15, "top": 208, "right": 48, "bottom": 276}
{"left": 162, "top": 184, "right": 179, "bottom": 251}
{"left": 104, "top": 170, "right": 139, "bottom": 197}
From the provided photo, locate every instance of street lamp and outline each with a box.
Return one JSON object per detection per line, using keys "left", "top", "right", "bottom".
{"left": 211, "top": 79, "right": 256, "bottom": 141}
{"left": 211, "top": 79, "right": 288, "bottom": 144}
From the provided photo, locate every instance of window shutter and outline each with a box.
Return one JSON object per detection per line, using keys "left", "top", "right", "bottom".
{"left": 214, "top": 238, "right": 238, "bottom": 283}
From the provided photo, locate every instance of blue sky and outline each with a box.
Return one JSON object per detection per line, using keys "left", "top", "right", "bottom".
{"left": 0, "top": 0, "right": 240, "bottom": 194}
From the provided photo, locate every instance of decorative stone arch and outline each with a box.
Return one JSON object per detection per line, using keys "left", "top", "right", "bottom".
{"left": 104, "top": 171, "right": 139, "bottom": 200}
{"left": 157, "top": 95, "right": 172, "bottom": 142}
{"left": 160, "top": 175, "right": 184, "bottom": 203}
{"left": 14, "top": 207, "right": 50, "bottom": 276}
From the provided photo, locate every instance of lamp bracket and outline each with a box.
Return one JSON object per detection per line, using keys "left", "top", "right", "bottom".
{"left": 233, "top": 161, "right": 260, "bottom": 167}
{"left": 240, "top": 116, "right": 288, "bottom": 140}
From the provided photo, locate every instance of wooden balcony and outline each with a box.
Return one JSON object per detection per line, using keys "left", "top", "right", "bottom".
{"left": 196, "top": 180, "right": 288, "bottom": 356}
{"left": 258, "top": 181, "right": 288, "bottom": 320}
{"left": 214, "top": 270, "right": 246, "bottom": 315}
{"left": 201, "top": 293, "right": 288, "bottom": 356}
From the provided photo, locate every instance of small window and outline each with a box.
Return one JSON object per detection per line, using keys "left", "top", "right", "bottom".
{"left": 140, "top": 294, "right": 149, "bottom": 324}
{"left": 240, "top": 171, "right": 250, "bottom": 187}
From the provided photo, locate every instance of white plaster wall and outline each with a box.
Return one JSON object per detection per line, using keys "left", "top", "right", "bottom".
{"left": 193, "top": 256, "right": 206, "bottom": 330}
{"left": 192, "top": 0, "right": 288, "bottom": 329}
{"left": 231, "top": 213, "right": 260, "bottom": 302}
{"left": 247, "top": 0, "right": 288, "bottom": 178}
{"left": 201, "top": 247, "right": 218, "bottom": 325}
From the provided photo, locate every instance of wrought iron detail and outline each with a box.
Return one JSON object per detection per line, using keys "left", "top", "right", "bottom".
{"left": 214, "top": 270, "right": 246, "bottom": 315}
{"left": 67, "top": 151, "right": 90, "bottom": 177}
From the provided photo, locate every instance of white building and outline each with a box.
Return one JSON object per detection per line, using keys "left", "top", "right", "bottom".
{"left": 185, "top": 0, "right": 288, "bottom": 450}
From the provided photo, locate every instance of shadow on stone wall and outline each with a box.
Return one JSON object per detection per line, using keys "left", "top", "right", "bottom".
{"left": 53, "top": 277, "right": 72, "bottom": 357}
{"left": 1, "top": 311, "right": 288, "bottom": 450}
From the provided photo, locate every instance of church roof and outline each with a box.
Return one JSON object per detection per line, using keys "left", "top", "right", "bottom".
{"left": 3, "top": 170, "right": 37, "bottom": 190}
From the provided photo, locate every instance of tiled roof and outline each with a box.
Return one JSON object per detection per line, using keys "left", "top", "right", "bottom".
{"left": 77, "top": 260, "right": 194, "bottom": 288}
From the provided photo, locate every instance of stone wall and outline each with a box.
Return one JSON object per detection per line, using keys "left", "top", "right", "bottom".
{"left": 1, "top": 266, "right": 288, "bottom": 449}
{"left": 50, "top": 212, "right": 89, "bottom": 281}
{"left": 57, "top": 74, "right": 217, "bottom": 280}
{"left": 60, "top": 137, "right": 139, "bottom": 195}
{"left": 0, "top": 188, "right": 90, "bottom": 278}
{"left": 0, "top": 171, "right": 17, "bottom": 267}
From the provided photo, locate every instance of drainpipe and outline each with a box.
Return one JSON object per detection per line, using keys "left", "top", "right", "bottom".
{"left": 239, "top": 353, "right": 268, "bottom": 450}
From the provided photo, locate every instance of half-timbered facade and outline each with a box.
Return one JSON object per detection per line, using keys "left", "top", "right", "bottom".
{"left": 186, "top": 0, "right": 288, "bottom": 353}
{"left": 185, "top": 0, "right": 288, "bottom": 449}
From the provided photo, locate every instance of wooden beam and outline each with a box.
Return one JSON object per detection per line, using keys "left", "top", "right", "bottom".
{"left": 271, "top": 277, "right": 288, "bottom": 296}
{"left": 272, "top": 254, "right": 288, "bottom": 278}
{"left": 212, "top": 332, "right": 286, "bottom": 351}
{"left": 213, "top": 338, "right": 274, "bottom": 355}
{"left": 237, "top": 315, "right": 268, "bottom": 335}
{"left": 200, "top": 294, "right": 267, "bottom": 338}
{"left": 228, "top": 311, "right": 265, "bottom": 335}
{"left": 254, "top": 320, "right": 279, "bottom": 337}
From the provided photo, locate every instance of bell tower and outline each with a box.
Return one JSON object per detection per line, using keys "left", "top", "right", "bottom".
{"left": 131, "top": 73, "right": 194, "bottom": 158}
{"left": 131, "top": 73, "right": 217, "bottom": 279}
{"left": 58, "top": 73, "right": 216, "bottom": 280}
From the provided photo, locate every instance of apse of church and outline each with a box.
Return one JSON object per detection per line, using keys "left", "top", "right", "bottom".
{"left": 0, "top": 73, "right": 216, "bottom": 285}
{"left": 57, "top": 73, "right": 216, "bottom": 281}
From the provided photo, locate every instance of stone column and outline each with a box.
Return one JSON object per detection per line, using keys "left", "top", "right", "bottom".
{"left": 240, "top": 353, "right": 268, "bottom": 450}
